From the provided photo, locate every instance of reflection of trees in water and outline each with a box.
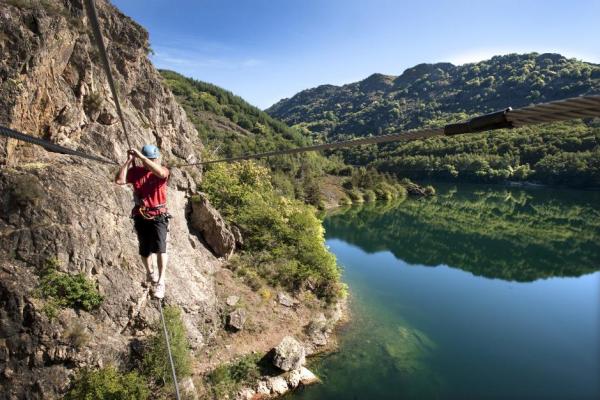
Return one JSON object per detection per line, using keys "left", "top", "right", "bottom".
{"left": 325, "top": 185, "right": 600, "bottom": 281}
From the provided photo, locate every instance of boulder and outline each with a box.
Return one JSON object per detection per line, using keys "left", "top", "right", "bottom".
{"left": 236, "top": 387, "right": 256, "bottom": 400}
{"left": 190, "top": 194, "right": 236, "bottom": 258}
{"left": 179, "top": 377, "right": 198, "bottom": 400}
{"left": 307, "top": 313, "right": 329, "bottom": 346}
{"left": 255, "top": 380, "right": 270, "bottom": 395}
{"left": 226, "top": 295, "right": 240, "bottom": 307}
{"left": 227, "top": 309, "right": 247, "bottom": 331}
{"left": 273, "top": 336, "right": 306, "bottom": 371}
{"left": 277, "top": 292, "right": 295, "bottom": 307}
{"left": 298, "top": 367, "right": 319, "bottom": 385}
{"left": 268, "top": 375, "right": 289, "bottom": 395}
{"left": 230, "top": 225, "right": 244, "bottom": 246}
{"left": 285, "top": 369, "right": 302, "bottom": 388}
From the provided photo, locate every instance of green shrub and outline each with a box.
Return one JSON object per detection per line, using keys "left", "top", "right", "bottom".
{"left": 36, "top": 259, "right": 103, "bottom": 315}
{"left": 143, "top": 306, "right": 192, "bottom": 386}
{"left": 208, "top": 353, "right": 265, "bottom": 399}
{"left": 202, "top": 161, "right": 343, "bottom": 301}
{"left": 64, "top": 366, "right": 150, "bottom": 400}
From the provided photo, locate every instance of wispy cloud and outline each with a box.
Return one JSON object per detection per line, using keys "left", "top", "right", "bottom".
{"left": 150, "top": 38, "right": 265, "bottom": 71}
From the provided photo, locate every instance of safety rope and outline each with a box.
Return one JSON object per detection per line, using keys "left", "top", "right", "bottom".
{"left": 1, "top": 95, "right": 599, "bottom": 167}
{"left": 83, "top": 0, "right": 133, "bottom": 150}
{"left": 175, "top": 95, "right": 600, "bottom": 166}
{"left": 0, "top": 124, "right": 117, "bottom": 164}
{"left": 158, "top": 299, "right": 182, "bottom": 400}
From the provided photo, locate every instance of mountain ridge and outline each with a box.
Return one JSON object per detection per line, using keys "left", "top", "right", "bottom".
{"left": 267, "top": 52, "right": 600, "bottom": 140}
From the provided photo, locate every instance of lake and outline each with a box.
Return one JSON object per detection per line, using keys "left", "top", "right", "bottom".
{"left": 288, "top": 184, "right": 600, "bottom": 400}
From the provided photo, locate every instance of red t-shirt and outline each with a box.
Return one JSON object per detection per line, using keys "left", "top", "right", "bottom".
{"left": 126, "top": 166, "right": 169, "bottom": 217}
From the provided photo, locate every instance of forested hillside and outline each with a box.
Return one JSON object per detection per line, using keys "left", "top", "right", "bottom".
{"left": 267, "top": 53, "right": 600, "bottom": 187}
{"left": 268, "top": 53, "right": 600, "bottom": 140}
{"left": 161, "top": 71, "right": 416, "bottom": 206}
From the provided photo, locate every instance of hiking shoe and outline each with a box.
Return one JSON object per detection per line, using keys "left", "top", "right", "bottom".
{"left": 152, "top": 281, "right": 165, "bottom": 299}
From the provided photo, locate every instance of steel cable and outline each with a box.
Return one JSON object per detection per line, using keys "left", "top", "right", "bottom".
{"left": 0, "top": 124, "right": 117, "bottom": 164}
{"left": 158, "top": 299, "right": 181, "bottom": 400}
{"left": 1, "top": 95, "right": 599, "bottom": 168}
{"left": 83, "top": 0, "right": 133, "bottom": 150}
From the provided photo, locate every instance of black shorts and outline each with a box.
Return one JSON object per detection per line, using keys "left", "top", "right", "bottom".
{"left": 133, "top": 215, "right": 169, "bottom": 257}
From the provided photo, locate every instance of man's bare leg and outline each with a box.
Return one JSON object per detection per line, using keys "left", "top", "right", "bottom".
{"left": 157, "top": 252, "right": 168, "bottom": 284}
{"left": 141, "top": 254, "right": 153, "bottom": 275}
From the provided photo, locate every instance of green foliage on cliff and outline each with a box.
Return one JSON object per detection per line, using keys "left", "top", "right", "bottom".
{"left": 143, "top": 306, "right": 192, "bottom": 386}
{"left": 161, "top": 70, "right": 310, "bottom": 156}
{"left": 64, "top": 366, "right": 150, "bottom": 400}
{"left": 160, "top": 69, "right": 344, "bottom": 207}
{"left": 202, "top": 161, "right": 344, "bottom": 301}
{"left": 208, "top": 353, "right": 266, "bottom": 399}
{"left": 36, "top": 258, "right": 103, "bottom": 318}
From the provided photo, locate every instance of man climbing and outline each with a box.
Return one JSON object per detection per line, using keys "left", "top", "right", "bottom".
{"left": 115, "top": 145, "right": 170, "bottom": 299}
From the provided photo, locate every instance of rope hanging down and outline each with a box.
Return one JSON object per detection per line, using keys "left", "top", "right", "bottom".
{"left": 83, "top": 0, "right": 133, "bottom": 149}
{"left": 159, "top": 299, "right": 182, "bottom": 400}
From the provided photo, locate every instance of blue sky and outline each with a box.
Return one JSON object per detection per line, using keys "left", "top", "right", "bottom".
{"left": 112, "top": 0, "right": 600, "bottom": 109}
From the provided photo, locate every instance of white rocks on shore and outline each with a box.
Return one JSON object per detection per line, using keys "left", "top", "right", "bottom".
{"left": 273, "top": 336, "right": 306, "bottom": 371}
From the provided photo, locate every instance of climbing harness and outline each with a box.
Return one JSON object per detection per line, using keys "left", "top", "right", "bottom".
{"left": 138, "top": 204, "right": 168, "bottom": 220}
{"left": 158, "top": 299, "right": 182, "bottom": 400}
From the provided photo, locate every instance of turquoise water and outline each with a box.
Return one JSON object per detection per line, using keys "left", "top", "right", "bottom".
{"left": 289, "top": 184, "right": 600, "bottom": 399}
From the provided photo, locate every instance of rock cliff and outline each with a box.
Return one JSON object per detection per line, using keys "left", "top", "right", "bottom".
{"left": 0, "top": 0, "right": 219, "bottom": 398}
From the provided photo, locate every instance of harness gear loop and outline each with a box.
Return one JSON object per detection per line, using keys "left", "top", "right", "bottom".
{"left": 138, "top": 204, "right": 167, "bottom": 220}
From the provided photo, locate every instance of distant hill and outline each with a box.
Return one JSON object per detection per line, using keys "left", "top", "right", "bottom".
{"left": 266, "top": 53, "right": 600, "bottom": 187}
{"left": 160, "top": 70, "right": 312, "bottom": 157}
{"left": 267, "top": 53, "right": 600, "bottom": 140}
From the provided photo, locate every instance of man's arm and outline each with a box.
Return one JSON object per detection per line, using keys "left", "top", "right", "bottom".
{"left": 115, "top": 152, "right": 135, "bottom": 185}
{"left": 130, "top": 149, "right": 169, "bottom": 179}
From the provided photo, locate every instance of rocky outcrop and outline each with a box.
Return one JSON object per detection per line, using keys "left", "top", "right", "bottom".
{"left": 273, "top": 336, "right": 306, "bottom": 371}
{"left": 0, "top": 1, "right": 222, "bottom": 398}
{"left": 189, "top": 193, "right": 236, "bottom": 258}
{"left": 235, "top": 367, "right": 319, "bottom": 400}
{"left": 227, "top": 308, "right": 247, "bottom": 331}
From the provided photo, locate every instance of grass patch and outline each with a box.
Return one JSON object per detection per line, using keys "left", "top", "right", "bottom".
{"left": 64, "top": 366, "right": 150, "bottom": 400}
{"left": 143, "top": 306, "right": 192, "bottom": 387}
{"left": 207, "top": 353, "right": 272, "bottom": 399}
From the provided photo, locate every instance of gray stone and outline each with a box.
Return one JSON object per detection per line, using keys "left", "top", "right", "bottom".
{"left": 277, "top": 292, "right": 295, "bottom": 307}
{"left": 228, "top": 309, "right": 247, "bottom": 331}
{"left": 298, "top": 367, "right": 319, "bottom": 385}
{"left": 255, "top": 380, "right": 270, "bottom": 395}
{"left": 236, "top": 387, "right": 256, "bottom": 400}
{"left": 179, "top": 377, "right": 198, "bottom": 400}
{"left": 268, "top": 375, "right": 289, "bottom": 395}
{"left": 230, "top": 225, "right": 244, "bottom": 246}
{"left": 226, "top": 295, "right": 240, "bottom": 307}
{"left": 190, "top": 194, "right": 236, "bottom": 258}
{"left": 273, "top": 336, "right": 306, "bottom": 371}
